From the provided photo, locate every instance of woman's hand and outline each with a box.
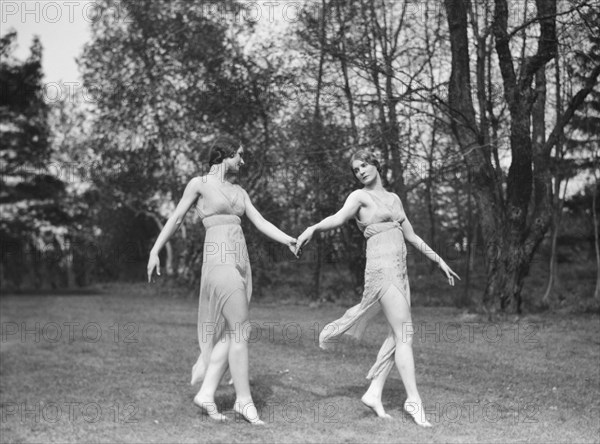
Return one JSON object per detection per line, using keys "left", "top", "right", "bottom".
{"left": 296, "top": 227, "right": 315, "bottom": 256}
{"left": 287, "top": 238, "right": 299, "bottom": 258}
{"left": 147, "top": 252, "right": 161, "bottom": 283}
{"left": 438, "top": 260, "right": 460, "bottom": 286}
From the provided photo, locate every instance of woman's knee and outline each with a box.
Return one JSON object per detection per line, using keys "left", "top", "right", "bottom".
{"left": 392, "top": 320, "right": 414, "bottom": 346}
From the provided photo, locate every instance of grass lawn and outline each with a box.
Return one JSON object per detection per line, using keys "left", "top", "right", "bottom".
{"left": 1, "top": 290, "right": 599, "bottom": 443}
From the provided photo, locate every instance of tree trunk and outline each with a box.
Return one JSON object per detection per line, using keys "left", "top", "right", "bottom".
{"left": 444, "top": 0, "right": 569, "bottom": 315}
{"left": 424, "top": 110, "right": 439, "bottom": 272}
{"left": 445, "top": 0, "right": 501, "bottom": 315}
{"left": 461, "top": 170, "right": 474, "bottom": 307}
{"left": 542, "top": 179, "right": 567, "bottom": 305}
{"left": 359, "top": 0, "right": 390, "bottom": 184}
{"left": 542, "top": 51, "right": 566, "bottom": 307}
{"left": 334, "top": 1, "right": 359, "bottom": 144}
{"left": 309, "top": 0, "right": 328, "bottom": 302}
{"left": 425, "top": 161, "right": 436, "bottom": 272}
{"left": 312, "top": 236, "right": 323, "bottom": 301}
{"left": 65, "top": 241, "right": 76, "bottom": 288}
{"left": 542, "top": 49, "right": 566, "bottom": 306}
{"left": 379, "top": 3, "right": 407, "bottom": 203}
{"left": 594, "top": 172, "right": 600, "bottom": 300}
{"left": 542, "top": 213, "right": 560, "bottom": 305}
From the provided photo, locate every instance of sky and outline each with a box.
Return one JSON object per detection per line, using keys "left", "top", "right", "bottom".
{"left": 2, "top": 1, "right": 94, "bottom": 85}
{"left": 0, "top": 0, "right": 296, "bottom": 86}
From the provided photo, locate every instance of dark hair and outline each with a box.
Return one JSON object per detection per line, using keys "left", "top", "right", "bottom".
{"left": 208, "top": 135, "right": 241, "bottom": 167}
{"left": 349, "top": 150, "right": 382, "bottom": 176}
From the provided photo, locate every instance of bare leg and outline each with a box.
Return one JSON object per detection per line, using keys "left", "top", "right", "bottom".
{"left": 194, "top": 336, "right": 231, "bottom": 421}
{"left": 222, "top": 291, "right": 264, "bottom": 425}
{"left": 379, "top": 286, "right": 432, "bottom": 427}
{"left": 361, "top": 363, "right": 393, "bottom": 418}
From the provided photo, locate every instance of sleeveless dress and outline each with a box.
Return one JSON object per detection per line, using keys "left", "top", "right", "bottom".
{"left": 319, "top": 190, "right": 409, "bottom": 380}
{"left": 190, "top": 182, "right": 250, "bottom": 385}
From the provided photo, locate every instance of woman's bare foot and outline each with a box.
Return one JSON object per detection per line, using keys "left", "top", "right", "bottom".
{"left": 361, "top": 394, "right": 392, "bottom": 419}
{"left": 403, "top": 399, "right": 432, "bottom": 427}
{"left": 233, "top": 399, "right": 264, "bottom": 425}
{"left": 193, "top": 395, "right": 228, "bottom": 421}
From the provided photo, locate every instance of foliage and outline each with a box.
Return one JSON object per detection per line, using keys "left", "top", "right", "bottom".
{"left": 0, "top": 32, "right": 70, "bottom": 290}
{"left": 4, "top": 1, "right": 598, "bottom": 311}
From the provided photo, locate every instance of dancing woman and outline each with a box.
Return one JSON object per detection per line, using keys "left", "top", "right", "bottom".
{"left": 296, "top": 150, "right": 459, "bottom": 427}
{"left": 147, "top": 136, "right": 297, "bottom": 425}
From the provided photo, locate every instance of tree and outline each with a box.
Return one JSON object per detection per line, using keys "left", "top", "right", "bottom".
{"left": 564, "top": 8, "right": 600, "bottom": 300}
{"left": 443, "top": 0, "right": 600, "bottom": 314}
{"left": 0, "top": 32, "right": 68, "bottom": 290}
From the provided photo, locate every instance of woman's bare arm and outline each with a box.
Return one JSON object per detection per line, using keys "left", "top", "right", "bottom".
{"left": 401, "top": 217, "right": 460, "bottom": 286}
{"left": 147, "top": 177, "right": 202, "bottom": 281}
{"left": 242, "top": 188, "right": 296, "bottom": 246}
{"left": 297, "top": 190, "right": 363, "bottom": 250}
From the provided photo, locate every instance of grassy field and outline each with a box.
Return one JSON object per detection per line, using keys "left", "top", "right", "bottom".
{"left": 1, "top": 289, "right": 599, "bottom": 443}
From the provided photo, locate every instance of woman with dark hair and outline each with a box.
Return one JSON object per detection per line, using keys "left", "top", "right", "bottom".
{"left": 147, "top": 136, "right": 297, "bottom": 425}
{"left": 296, "top": 150, "right": 459, "bottom": 427}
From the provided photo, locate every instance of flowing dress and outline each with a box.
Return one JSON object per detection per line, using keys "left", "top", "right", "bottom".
{"left": 190, "top": 182, "right": 250, "bottom": 385}
{"left": 319, "top": 190, "right": 409, "bottom": 380}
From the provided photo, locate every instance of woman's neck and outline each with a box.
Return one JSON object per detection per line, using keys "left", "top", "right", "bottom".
{"left": 208, "top": 164, "right": 234, "bottom": 183}
{"left": 363, "top": 176, "right": 385, "bottom": 191}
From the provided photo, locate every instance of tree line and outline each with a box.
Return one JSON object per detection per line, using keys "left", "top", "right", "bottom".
{"left": 1, "top": 0, "right": 598, "bottom": 315}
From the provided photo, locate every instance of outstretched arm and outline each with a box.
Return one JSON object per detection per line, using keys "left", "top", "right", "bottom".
{"left": 401, "top": 217, "right": 460, "bottom": 286}
{"left": 147, "top": 178, "right": 202, "bottom": 282}
{"left": 242, "top": 189, "right": 296, "bottom": 251}
{"left": 297, "top": 190, "right": 362, "bottom": 250}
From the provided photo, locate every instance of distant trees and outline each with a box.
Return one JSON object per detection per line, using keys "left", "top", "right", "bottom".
{"left": 3, "top": 1, "right": 596, "bottom": 308}
{"left": 0, "top": 32, "right": 69, "bottom": 290}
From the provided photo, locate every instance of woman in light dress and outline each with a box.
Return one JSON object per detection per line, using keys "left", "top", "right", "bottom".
{"left": 297, "top": 150, "right": 459, "bottom": 427}
{"left": 147, "top": 136, "right": 296, "bottom": 425}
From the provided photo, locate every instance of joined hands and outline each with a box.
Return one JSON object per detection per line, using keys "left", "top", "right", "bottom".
{"left": 294, "top": 226, "right": 315, "bottom": 259}
{"left": 287, "top": 238, "right": 299, "bottom": 258}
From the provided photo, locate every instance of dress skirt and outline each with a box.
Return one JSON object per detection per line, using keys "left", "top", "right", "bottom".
{"left": 191, "top": 215, "right": 252, "bottom": 385}
{"left": 319, "top": 221, "right": 410, "bottom": 379}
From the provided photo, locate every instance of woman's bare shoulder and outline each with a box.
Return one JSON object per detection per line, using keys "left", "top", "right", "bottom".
{"left": 348, "top": 188, "right": 368, "bottom": 199}
{"left": 391, "top": 192, "right": 404, "bottom": 205}
{"left": 187, "top": 176, "right": 208, "bottom": 194}
{"left": 345, "top": 189, "right": 370, "bottom": 207}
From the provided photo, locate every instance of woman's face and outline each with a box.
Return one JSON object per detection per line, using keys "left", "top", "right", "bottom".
{"left": 225, "top": 145, "right": 245, "bottom": 173}
{"left": 351, "top": 159, "right": 378, "bottom": 185}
